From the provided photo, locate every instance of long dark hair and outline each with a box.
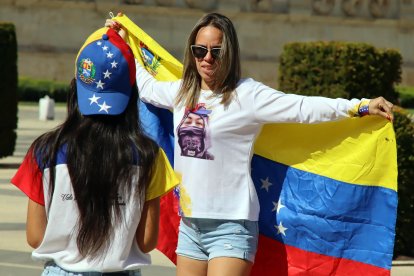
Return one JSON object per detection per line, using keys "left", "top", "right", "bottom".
{"left": 177, "top": 12, "right": 241, "bottom": 109}
{"left": 29, "top": 78, "right": 158, "bottom": 258}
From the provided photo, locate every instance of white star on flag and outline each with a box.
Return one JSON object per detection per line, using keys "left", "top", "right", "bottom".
{"left": 276, "top": 222, "right": 288, "bottom": 236}
{"left": 106, "top": 52, "right": 114, "bottom": 58}
{"left": 97, "top": 41, "right": 102, "bottom": 46}
{"left": 111, "top": 60, "right": 118, "bottom": 68}
{"left": 88, "top": 94, "right": 101, "bottom": 105}
{"left": 103, "top": 70, "right": 112, "bottom": 79}
{"left": 96, "top": 80, "right": 105, "bottom": 89}
{"left": 98, "top": 101, "right": 112, "bottom": 113}
{"left": 272, "top": 198, "right": 285, "bottom": 214}
{"left": 102, "top": 45, "right": 108, "bottom": 51}
{"left": 260, "top": 177, "right": 272, "bottom": 192}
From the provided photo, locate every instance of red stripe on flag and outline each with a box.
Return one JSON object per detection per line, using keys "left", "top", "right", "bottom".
{"left": 252, "top": 235, "right": 390, "bottom": 276}
{"left": 156, "top": 190, "right": 180, "bottom": 264}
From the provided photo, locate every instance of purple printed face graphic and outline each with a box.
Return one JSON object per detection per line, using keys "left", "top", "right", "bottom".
{"left": 177, "top": 109, "right": 214, "bottom": 160}
{"left": 179, "top": 125, "right": 205, "bottom": 157}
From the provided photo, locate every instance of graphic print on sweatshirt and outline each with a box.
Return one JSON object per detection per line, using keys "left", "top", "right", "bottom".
{"left": 176, "top": 103, "right": 214, "bottom": 160}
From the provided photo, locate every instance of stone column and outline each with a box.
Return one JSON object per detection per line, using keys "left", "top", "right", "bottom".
{"left": 401, "top": 0, "right": 414, "bottom": 19}
{"left": 244, "top": 0, "right": 289, "bottom": 13}
{"left": 99, "top": 0, "right": 123, "bottom": 3}
{"left": 154, "top": 0, "right": 178, "bottom": 6}
{"left": 184, "top": 0, "right": 218, "bottom": 11}
{"left": 217, "top": 0, "right": 242, "bottom": 12}
{"left": 289, "top": 0, "right": 312, "bottom": 16}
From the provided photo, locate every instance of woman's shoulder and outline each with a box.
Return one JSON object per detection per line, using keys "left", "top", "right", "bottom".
{"left": 236, "top": 78, "right": 268, "bottom": 93}
{"left": 237, "top": 77, "right": 257, "bottom": 86}
{"left": 236, "top": 78, "right": 268, "bottom": 90}
{"left": 31, "top": 143, "right": 67, "bottom": 171}
{"left": 237, "top": 78, "right": 283, "bottom": 93}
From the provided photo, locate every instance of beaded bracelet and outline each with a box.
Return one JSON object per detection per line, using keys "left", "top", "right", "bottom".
{"left": 358, "top": 103, "right": 370, "bottom": 117}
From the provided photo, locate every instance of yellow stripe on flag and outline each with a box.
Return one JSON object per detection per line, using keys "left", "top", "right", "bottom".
{"left": 255, "top": 116, "right": 397, "bottom": 191}
{"left": 115, "top": 14, "right": 183, "bottom": 81}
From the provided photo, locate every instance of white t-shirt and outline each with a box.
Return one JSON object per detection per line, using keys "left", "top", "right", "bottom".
{"left": 136, "top": 62, "right": 363, "bottom": 221}
{"left": 12, "top": 148, "right": 178, "bottom": 272}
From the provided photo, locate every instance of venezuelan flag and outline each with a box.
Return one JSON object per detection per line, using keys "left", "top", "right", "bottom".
{"left": 252, "top": 118, "right": 397, "bottom": 275}
{"left": 114, "top": 14, "right": 398, "bottom": 275}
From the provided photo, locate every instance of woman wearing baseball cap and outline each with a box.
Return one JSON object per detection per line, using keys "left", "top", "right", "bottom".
{"left": 11, "top": 28, "right": 179, "bottom": 275}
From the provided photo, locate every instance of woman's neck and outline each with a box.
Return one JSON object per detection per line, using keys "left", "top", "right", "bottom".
{"left": 201, "top": 79, "right": 217, "bottom": 91}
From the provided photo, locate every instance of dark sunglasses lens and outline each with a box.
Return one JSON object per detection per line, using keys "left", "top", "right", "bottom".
{"left": 211, "top": 48, "right": 221, "bottom": 59}
{"left": 192, "top": 46, "right": 208, "bottom": 58}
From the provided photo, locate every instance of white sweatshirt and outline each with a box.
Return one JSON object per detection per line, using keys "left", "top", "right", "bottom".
{"left": 12, "top": 149, "right": 178, "bottom": 272}
{"left": 136, "top": 62, "right": 363, "bottom": 221}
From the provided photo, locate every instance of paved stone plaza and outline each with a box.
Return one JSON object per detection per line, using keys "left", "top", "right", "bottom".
{"left": 0, "top": 105, "right": 412, "bottom": 275}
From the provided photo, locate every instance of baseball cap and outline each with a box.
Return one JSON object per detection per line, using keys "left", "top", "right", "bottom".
{"left": 75, "top": 28, "right": 136, "bottom": 115}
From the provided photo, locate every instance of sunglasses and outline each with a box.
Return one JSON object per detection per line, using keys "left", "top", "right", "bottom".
{"left": 190, "top": 45, "right": 222, "bottom": 59}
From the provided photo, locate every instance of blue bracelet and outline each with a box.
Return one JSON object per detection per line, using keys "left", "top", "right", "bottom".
{"left": 358, "top": 104, "right": 369, "bottom": 116}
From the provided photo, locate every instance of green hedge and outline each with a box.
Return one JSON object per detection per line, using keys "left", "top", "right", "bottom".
{"left": 278, "top": 41, "right": 401, "bottom": 103}
{"left": 18, "top": 77, "right": 69, "bottom": 102}
{"left": 279, "top": 41, "right": 413, "bottom": 259}
{"left": 397, "top": 86, "right": 414, "bottom": 108}
{"left": 0, "top": 22, "right": 18, "bottom": 158}
{"left": 393, "top": 108, "right": 414, "bottom": 258}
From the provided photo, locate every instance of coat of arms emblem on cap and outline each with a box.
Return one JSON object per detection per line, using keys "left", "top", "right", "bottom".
{"left": 78, "top": 58, "right": 96, "bottom": 84}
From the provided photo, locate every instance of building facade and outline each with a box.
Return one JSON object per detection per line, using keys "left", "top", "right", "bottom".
{"left": 1, "top": 0, "right": 414, "bottom": 88}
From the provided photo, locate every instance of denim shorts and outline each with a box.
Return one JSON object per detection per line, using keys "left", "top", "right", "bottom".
{"left": 42, "top": 261, "right": 142, "bottom": 276}
{"left": 175, "top": 217, "right": 259, "bottom": 263}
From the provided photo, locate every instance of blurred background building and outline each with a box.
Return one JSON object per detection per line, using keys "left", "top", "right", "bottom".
{"left": 1, "top": 0, "right": 414, "bottom": 88}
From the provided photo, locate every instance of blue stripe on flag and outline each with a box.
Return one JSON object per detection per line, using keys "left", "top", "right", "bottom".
{"left": 139, "top": 100, "right": 175, "bottom": 164}
{"left": 251, "top": 154, "right": 397, "bottom": 269}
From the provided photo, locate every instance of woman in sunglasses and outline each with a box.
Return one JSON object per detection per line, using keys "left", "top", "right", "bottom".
{"left": 107, "top": 12, "right": 393, "bottom": 276}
